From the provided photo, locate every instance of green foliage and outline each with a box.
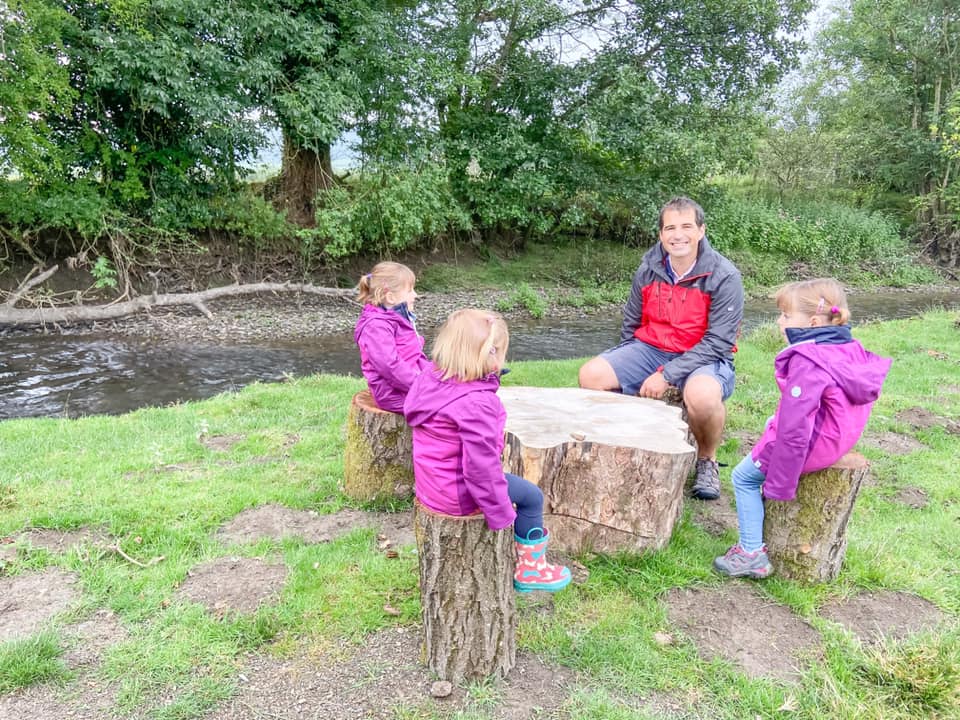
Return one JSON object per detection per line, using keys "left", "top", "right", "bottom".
{"left": 797, "top": 0, "right": 960, "bottom": 222}
{"left": 706, "top": 194, "right": 936, "bottom": 285}
{"left": 0, "top": 1, "right": 77, "bottom": 179}
{"left": 91, "top": 256, "right": 117, "bottom": 289}
{"left": 310, "top": 164, "right": 471, "bottom": 260}
{"left": 495, "top": 282, "right": 547, "bottom": 319}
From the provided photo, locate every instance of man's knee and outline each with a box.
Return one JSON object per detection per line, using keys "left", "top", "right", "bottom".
{"left": 682, "top": 374, "right": 724, "bottom": 416}
{"left": 578, "top": 356, "right": 618, "bottom": 390}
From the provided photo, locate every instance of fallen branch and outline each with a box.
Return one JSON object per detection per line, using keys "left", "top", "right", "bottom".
{"left": 110, "top": 541, "right": 165, "bottom": 568}
{"left": 0, "top": 276, "right": 358, "bottom": 327}
{"left": 4, "top": 264, "right": 60, "bottom": 308}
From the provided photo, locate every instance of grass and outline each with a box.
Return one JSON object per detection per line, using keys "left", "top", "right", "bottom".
{"left": 1, "top": 312, "right": 959, "bottom": 718}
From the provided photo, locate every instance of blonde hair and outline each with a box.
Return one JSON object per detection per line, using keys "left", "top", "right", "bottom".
{"left": 775, "top": 278, "right": 851, "bottom": 325}
{"left": 357, "top": 261, "right": 415, "bottom": 305}
{"left": 432, "top": 309, "right": 509, "bottom": 382}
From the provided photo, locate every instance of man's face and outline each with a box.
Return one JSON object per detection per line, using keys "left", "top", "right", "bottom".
{"left": 658, "top": 207, "right": 705, "bottom": 265}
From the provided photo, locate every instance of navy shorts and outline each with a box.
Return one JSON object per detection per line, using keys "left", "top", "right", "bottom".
{"left": 600, "top": 339, "right": 736, "bottom": 400}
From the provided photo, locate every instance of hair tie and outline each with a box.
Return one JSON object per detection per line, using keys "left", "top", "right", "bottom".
{"left": 830, "top": 305, "right": 839, "bottom": 315}
{"left": 365, "top": 273, "right": 372, "bottom": 280}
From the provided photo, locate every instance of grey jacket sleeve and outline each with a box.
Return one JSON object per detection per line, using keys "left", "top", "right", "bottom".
{"left": 619, "top": 267, "right": 645, "bottom": 342}
{"left": 662, "top": 269, "right": 744, "bottom": 385}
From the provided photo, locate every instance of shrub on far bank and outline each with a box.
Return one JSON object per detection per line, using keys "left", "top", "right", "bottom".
{"left": 706, "top": 195, "right": 940, "bottom": 288}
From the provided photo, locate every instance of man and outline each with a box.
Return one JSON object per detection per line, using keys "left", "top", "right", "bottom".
{"left": 578, "top": 196, "right": 743, "bottom": 500}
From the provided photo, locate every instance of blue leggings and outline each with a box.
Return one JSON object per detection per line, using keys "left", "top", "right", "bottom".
{"left": 731, "top": 455, "right": 768, "bottom": 552}
{"left": 506, "top": 473, "right": 544, "bottom": 539}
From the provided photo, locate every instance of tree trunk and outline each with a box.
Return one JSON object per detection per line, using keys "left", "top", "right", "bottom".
{"left": 498, "top": 387, "right": 696, "bottom": 554}
{"left": 278, "top": 133, "right": 334, "bottom": 228}
{"left": 763, "top": 452, "right": 870, "bottom": 583}
{"left": 342, "top": 391, "right": 414, "bottom": 503}
{"left": 414, "top": 501, "right": 516, "bottom": 682}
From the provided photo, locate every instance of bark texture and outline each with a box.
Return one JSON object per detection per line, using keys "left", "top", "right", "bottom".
{"left": 498, "top": 387, "right": 696, "bottom": 554}
{"left": 342, "top": 390, "right": 414, "bottom": 502}
{"left": 414, "top": 501, "right": 516, "bottom": 682}
{"left": 278, "top": 135, "right": 334, "bottom": 228}
{"left": 763, "top": 452, "right": 870, "bottom": 583}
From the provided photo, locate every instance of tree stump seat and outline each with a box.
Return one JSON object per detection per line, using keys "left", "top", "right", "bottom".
{"left": 498, "top": 386, "right": 696, "bottom": 554}
{"left": 342, "top": 390, "right": 414, "bottom": 502}
{"left": 414, "top": 501, "right": 516, "bottom": 682}
{"left": 763, "top": 451, "right": 870, "bottom": 583}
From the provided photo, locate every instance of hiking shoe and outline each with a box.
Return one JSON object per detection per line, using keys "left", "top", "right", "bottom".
{"left": 713, "top": 545, "right": 773, "bottom": 579}
{"left": 691, "top": 458, "right": 720, "bottom": 500}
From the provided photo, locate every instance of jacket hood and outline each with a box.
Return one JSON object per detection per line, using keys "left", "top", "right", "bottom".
{"left": 354, "top": 304, "right": 413, "bottom": 344}
{"left": 776, "top": 329, "right": 891, "bottom": 406}
{"left": 404, "top": 364, "right": 501, "bottom": 427}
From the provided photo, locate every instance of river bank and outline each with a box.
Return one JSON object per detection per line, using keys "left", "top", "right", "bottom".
{"left": 6, "top": 281, "right": 958, "bottom": 345}
{"left": 3, "top": 287, "right": 622, "bottom": 343}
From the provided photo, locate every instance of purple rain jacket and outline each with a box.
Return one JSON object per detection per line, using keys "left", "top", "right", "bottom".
{"left": 403, "top": 364, "right": 516, "bottom": 531}
{"left": 752, "top": 325, "right": 892, "bottom": 501}
{"left": 354, "top": 304, "right": 428, "bottom": 413}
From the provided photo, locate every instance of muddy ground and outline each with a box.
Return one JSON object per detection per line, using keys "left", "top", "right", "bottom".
{"left": 0, "top": 499, "right": 952, "bottom": 719}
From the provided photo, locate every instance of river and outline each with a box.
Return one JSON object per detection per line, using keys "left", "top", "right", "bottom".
{"left": 1, "top": 287, "right": 957, "bottom": 419}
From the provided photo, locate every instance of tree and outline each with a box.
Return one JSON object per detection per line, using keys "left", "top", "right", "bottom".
{"left": 0, "top": 1, "right": 76, "bottom": 181}
{"left": 810, "top": 0, "right": 960, "bottom": 215}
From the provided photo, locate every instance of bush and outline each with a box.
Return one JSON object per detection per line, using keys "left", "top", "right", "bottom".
{"left": 706, "top": 195, "right": 928, "bottom": 282}
{"left": 311, "top": 164, "right": 472, "bottom": 261}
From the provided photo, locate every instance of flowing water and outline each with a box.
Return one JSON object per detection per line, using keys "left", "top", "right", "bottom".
{"left": 1, "top": 288, "right": 957, "bottom": 419}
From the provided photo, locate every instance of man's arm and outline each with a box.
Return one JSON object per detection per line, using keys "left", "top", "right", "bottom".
{"left": 661, "top": 269, "right": 744, "bottom": 385}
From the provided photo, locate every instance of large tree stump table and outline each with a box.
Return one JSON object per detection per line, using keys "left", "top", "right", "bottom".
{"left": 414, "top": 501, "right": 516, "bottom": 682}
{"left": 499, "top": 386, "right": 696, "bottom": 554}
{"left": 763, "top": 451, "right": 870, "bottom": 583}
{"left": 342, "top": 390, "right": 413, "bottom": 502}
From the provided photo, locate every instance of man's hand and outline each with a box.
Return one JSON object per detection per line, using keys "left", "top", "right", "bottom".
{"left": 638, "top": 371, "right": 670, "bottom": 399}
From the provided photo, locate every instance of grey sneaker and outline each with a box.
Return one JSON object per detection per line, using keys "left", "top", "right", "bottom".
{"left": 713, "top": 545, "right": 773, "bottom": 579}
{"left": 691, "top": 458, "right": 720, "bottom": 500}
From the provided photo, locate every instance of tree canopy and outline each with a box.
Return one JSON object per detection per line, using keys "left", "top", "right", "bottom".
{"left": 2, "top": 0, "right": 842, "bottom": 269}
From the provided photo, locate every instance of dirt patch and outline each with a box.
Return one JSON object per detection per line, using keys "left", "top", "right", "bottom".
{"left": 0, "top": 680, "right": 120, "bottom": 720}
{"left": 0, "top": 568, "right": 79, "bottom": 643}
{"left": 896, "top": 406, "right": 960, "bottom": 435}
{"left": 859, "top": 431, "right": 927, "bottom": 455}
{"left": 62, "top": 608, "right": 128, "bottom": 669}
{"left": 724, "top": 429, "right": 760, "bottom": 453}
{"left": 893, "top": 485, "right": 930, "bottom": 509}
{"left": 205, "top": 626, "right": 576, "bottom": 720}
{"left": 176, "top": 556, "right": 288, "bottom": 616}
{"left": 217, "top": 505, "right": 415, "bottom": 549}
{"left": 18, "top": 527, "right": 110, "bottom": 554}
{"left": 665, "top": 583, "right": 821, "bottom": 682}
{"left": 200, "top": 433, "right": 246, "bottom": 452}
{"left": 690, "top": 497, "right": 739, "bottom": 537}
{"left": 819, "top": 591, "right": 947, "bottom": 644}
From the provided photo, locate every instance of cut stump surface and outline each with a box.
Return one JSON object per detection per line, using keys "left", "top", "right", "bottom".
{"left": 499, "top": 386, "right": 696, "bottom": 554}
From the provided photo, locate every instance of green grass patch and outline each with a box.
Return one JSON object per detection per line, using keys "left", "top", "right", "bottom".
{"left": 0, "top": 631, "right": 70, "bottom": 693}
{"left": 0, "top": 313, "right": 958, "bottom": 717}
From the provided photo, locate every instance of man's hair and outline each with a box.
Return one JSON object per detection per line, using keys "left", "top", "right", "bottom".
{"left": 432, "top": 309, "right": 509, "bottom": 382}
{"left": 658, "top": 196, "right": 705, "bottom": 229}
{"left": 357, "top": 261, "right": 415, "bottom": 305}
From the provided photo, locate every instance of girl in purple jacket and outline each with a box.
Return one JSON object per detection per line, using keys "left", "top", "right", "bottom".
{"left": 403, "top": 309, "right": 571, "bottom": 593}
{"left": 714, "top": 279, "right": 891, "bottom": 579}
{"left": 354, "top": 262, "right": 429, "bottom": 413}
